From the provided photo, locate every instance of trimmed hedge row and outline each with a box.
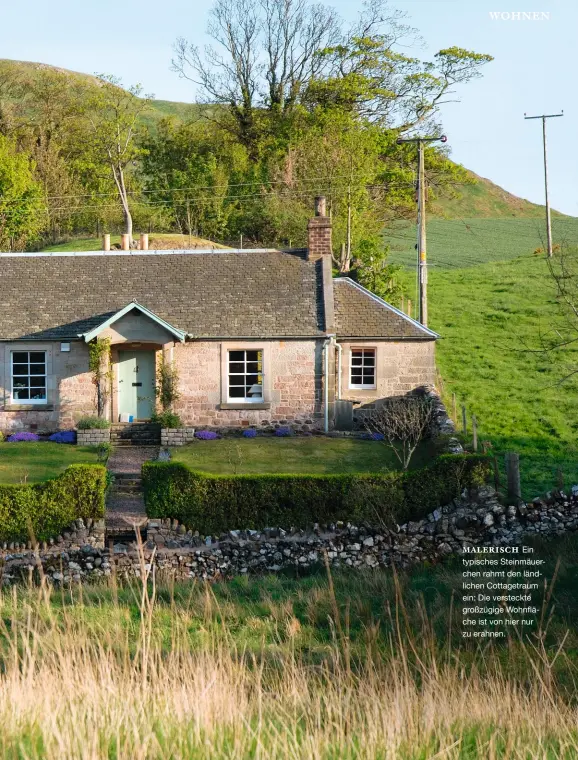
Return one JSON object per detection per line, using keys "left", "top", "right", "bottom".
{"left": 0, "top": 464, "right": 107, "bottom": 542}
{"left": 142, "top": 455, "right": 491, "bottom": 535}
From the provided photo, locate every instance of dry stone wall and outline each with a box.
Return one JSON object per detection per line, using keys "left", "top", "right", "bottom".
{"left": 3, "top": 486, "right": 578, "bottom": 586}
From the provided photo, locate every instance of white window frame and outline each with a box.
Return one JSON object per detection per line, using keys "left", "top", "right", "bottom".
{"left": 227, "top": 348, "right": 264, "bottom": 403}
{"left": 11, "top": 350, "right": 48, "bottom": 404}
{"left": 349, "top": 347, "right": 377, "bottom": 390}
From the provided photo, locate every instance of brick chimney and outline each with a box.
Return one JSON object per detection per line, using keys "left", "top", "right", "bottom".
{"left": 307, "top": 196, "right": 332, "bottom": 262}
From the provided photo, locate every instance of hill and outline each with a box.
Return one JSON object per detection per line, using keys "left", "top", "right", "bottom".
{"left": 0, "top": 58, "right": 568, "bottom": 224}
{"left": 0, "top": 58, "right": 201, "bottom": 127}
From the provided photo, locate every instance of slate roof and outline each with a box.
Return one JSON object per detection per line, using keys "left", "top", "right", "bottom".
{"left": 333, "top": 278, "right": 438, "bottom": 340}
{"left": 0, "top": 250, "right": 325, "bottom": 340}
{"left": 0, "top": 251, "right": 437, "bottom": 342}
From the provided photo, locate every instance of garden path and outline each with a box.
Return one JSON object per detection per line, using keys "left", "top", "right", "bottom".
{"left": 105, "top": 447, "right": 158, "bottom": 535}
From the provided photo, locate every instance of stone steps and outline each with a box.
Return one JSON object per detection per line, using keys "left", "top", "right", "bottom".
{"left": 110, "top": 423, "right": 161, "bottom": 447}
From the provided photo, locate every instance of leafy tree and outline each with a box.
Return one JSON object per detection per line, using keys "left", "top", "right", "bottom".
{"left": 82, "top": 75, "right": 152, "bottom": 241}
{"left": 0, "top": 135, "right": 42, "bottom": 250}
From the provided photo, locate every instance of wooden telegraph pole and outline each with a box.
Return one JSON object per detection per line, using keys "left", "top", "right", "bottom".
{"left": 396, "top": 134, "right": 447, "bottom": 326}
{"left": 524, "top": 111, "right": 563, "bottom": 257}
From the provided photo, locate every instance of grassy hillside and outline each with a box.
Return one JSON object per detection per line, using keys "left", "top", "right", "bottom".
{"left": 0, "top": 59, "right": 201, "bottom": 128}
{"left": 387, "top": 217, "right": 578, "bottom": 268}
{"left": 430, "top": 169, "right": 566, "bottom": 219}
{"left": 423, "top": 253, "right": 578, "bottom": 497}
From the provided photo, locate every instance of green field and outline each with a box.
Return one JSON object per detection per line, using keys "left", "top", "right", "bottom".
{"left": 387, "top": 217, "right": 578, "bottom": 269}
{"left": 170, "top": 436, "right": 435, "bottom": 474}
{"left": 0, "top": 442, "right": 100, "bottom": 484}
{"left": 423, "top": 253, "right": 578, "bottom": 497}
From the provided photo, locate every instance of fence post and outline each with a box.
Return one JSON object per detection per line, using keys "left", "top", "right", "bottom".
{"left": 452, "top": 393, "right": 457, "bottom": 424}
{"left": 462, "top": 405, "right": 467, "bottom": 436}
{"left": 472, "top": 415, "right": 478, "bottom": 452}
{"left": 505, "top": 452, "right": 521, "bottom": 503}
{"left": 102, "top": 234, "right": 110, "bottom": 252}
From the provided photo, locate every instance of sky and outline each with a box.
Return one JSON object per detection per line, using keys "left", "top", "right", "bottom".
{"left": 0, "top": 0, "right": 575, "bottom": 215}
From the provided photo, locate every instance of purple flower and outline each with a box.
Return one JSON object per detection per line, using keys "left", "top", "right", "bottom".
{"left": 7, "top": 432, "right": 40, "bottom": 442}
{"left": 242, "top": 428, "right": 257, "bottom": 438}
{"left": 49, "top": 430, "right": 77, "bottom": 444}
{"left": 364, "top": 432, "right": 385, "bottom": 441}
{"left": 195, "top": 430, "right": 219, "bottom": 440}
{"left": 275, "top": 426, "right": 292, "bottom": 437}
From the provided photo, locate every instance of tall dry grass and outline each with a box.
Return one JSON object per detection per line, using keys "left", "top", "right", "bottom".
{"left": 0, "top": 552, "right": 577, "bottom": 758}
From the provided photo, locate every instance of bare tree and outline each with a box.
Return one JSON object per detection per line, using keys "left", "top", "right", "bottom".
{"left": 364, "top": 395, "right": 435, "bottom": 470}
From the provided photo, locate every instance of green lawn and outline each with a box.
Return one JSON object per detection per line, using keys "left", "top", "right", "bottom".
{"left": 418, "top": 253, "right": 578, "bottom": 497}
{"left": 0, "top": 443, "right": 100, "bottom": 484}
{"left": 170, "top": 436, "right": 435, "bottom": 474}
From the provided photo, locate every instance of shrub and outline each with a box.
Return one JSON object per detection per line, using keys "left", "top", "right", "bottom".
{"left": 6, "top": 432, "right": 40, "bottom": 442}
{"left": 151, "top": 411, "right": 183, "bottom": 428}
{"left": 142, "top": 454, "right": 491, "bottom": 535}
{"left": 242, "top": 429, "right": 257, "bottom": 438}
{"left": 0, "top": 431, "right": 4, "bottom": 442}
{"left": 275, "top": 427, "right": 292, "bottom": 437}
{"left": 48, "top": 431, "right": 76, "bottom": 444}
{"left": 77, "top": 416, "right": 111, "bottom": 430}
{"left": 0, "top": 464, "right": 107, "bottom": 542}
{"left": 195, "top": 430, "right": 219, "bottom": 440}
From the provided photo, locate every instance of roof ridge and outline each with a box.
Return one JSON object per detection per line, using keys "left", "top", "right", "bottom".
{"left": 0, "top": 248, "right": 282, "bottom": 258}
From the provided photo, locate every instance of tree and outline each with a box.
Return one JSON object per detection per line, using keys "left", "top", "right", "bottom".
{"left": 83, "top": 75, "right": 152, "bottom": 241}
{"left": 0, "top": 135, "right": 42, "bottom": 250}
{"left": 364, "top": 394, "right": 435, "bottom": 470}
{"left": 174, "top": 0, "right": 492, "bottom": 153}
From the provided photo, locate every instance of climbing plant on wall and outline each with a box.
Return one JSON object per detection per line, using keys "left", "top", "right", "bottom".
{"left": 88, "top": 338, "right": 113, "bottom": 418}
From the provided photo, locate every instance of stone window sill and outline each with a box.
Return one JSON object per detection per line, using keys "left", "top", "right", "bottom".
{"left": 219, "top": 402, "right": 271, "bottom": 410}
{"left": 4, "top": 404, "right": 54, "bottom": 412}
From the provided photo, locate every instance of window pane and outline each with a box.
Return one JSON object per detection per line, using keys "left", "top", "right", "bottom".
{"left": 13, "top": 380, "right": 27, "bottom": 389}
{"left": 363, "top": 355, "right": 375, "bottom": 366}
{"left": 30, "top": 389, "right": 46, "bottom": 400}
{"left": 30, "top": 377, "right": 46, "bottom": 388}
{"left": 248, "top": 385, "right": 262, "bottom": 398}
{"left": 12, "top": 364, "right": 28, "bottom": 375}
{"left": 246, "top": 373, "right": 259, "bottom": 385}
{"left": 246, "top": 362, "right": 261, "bottom": 373}
{"left": 14, "top": 389, "right": 30, "bottom": 400}
{"left": 229, "top": 386, "right": 245, "bottom": 398}
{"left": 246, "top": 350, "right": 261, "bottom": 362}
{"left": 364, "top": 370, "right": 375, "bottom": 384}
{"left": 229, "top": 351, "right": 245, "bottom": 361}
{"left": 30, "top": 352, "right": 46, "bottom": 364}
{"left": 229, "top": 362, "right": 245, "bottom": 373}
{"left": 351, "top": 373, "right": 363, "bottom": 384}
{"left": 229, "top": 375, "right": 244, "bottom": 386}
{"left": 12, "top": 352, "right": 28, "bottom": 363}
{"left": 30, "top": 364, "right": 46, "bottom": 375}
{"left": 351, "top": 356, "right": 363, "bottom": 366}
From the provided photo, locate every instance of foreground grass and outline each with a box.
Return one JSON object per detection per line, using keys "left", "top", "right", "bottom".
{"left": 170, "top": 436, "right": 435, "bottom": 474}
{"left": 0, "top": 442, "right": 100, "bottom": 484}
{"left": 1, "top": 535, "right": 578, "bottom": 757}
{"left": 417, "top": 253, "right": 578, "bottom": 497}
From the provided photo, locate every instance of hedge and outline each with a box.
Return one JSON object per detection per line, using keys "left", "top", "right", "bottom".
{"left": 142, "top": 455, "right": 491, "bottom": 535}
{"left": 0, "top": 464, "right": 107, "bottom": 542}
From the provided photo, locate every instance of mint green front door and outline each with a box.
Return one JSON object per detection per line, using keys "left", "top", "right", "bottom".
{"left": 117, "top": 350, "right": 156, "bottom": 420}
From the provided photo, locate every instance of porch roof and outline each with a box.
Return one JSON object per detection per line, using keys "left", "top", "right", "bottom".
{"left": 80, "top": 301, "right": 186, "bottom": 343}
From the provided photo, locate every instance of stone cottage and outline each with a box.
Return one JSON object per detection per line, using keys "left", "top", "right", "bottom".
{"left": 0, "top": 199, "right": 438, "bottom": 433}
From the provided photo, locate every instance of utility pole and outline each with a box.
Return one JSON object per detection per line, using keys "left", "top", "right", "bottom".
{"left": 396, "top": 134, "right": 447, "bottom": 327}
{"left": 524, "top": 111, "right": 563, "bottom": 257}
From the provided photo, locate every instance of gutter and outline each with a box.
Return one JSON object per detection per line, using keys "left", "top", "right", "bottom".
{"left": 332, "top": 337, "right": 342, "bottom": 400}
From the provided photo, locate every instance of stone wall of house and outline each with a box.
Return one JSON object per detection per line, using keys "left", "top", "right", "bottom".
{"left": 337, "top": 340, "right": 436, "bottom": 423}
{"left": 2, "top": 486, "right": 578, "bottom": 586}
{"left": 172, "top": 340, "right": 324, "bottom": 431}
{"left": 0, "top": 341, "right": 93, "bottom": 433}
